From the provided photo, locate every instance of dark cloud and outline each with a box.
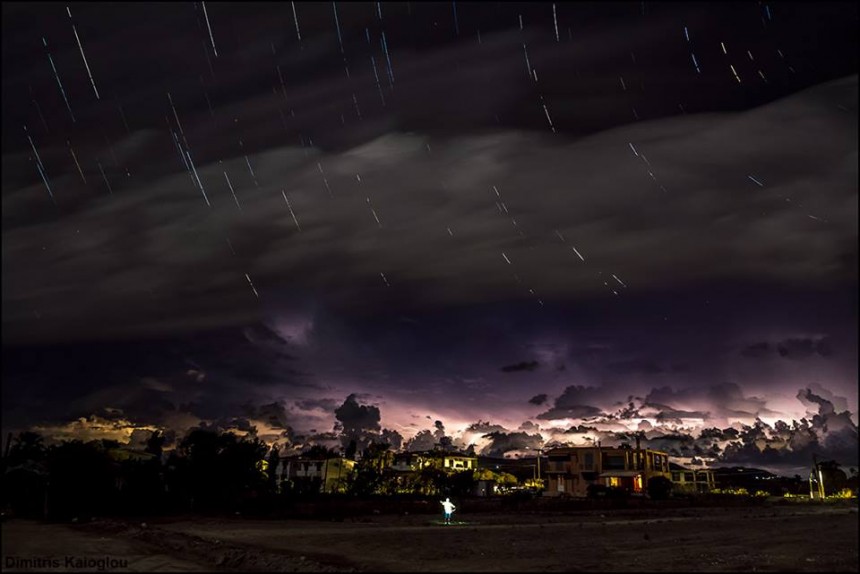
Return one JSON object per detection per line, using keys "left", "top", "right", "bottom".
{"left": 717, "top": 400, "right": 858, "bottom": 470}
{"left": 208, "top": 417, "right": 256, "bottom": 434}
{"left": 741, "top": 342, "right": 771, "bottom": 359}
{"left": 797, "top": 383, "right": 851, "bottom": 414}
{"left": 5, "top": 73, "right": 858, "bottom": 344}
{"left": 742, "top": 336, "right": 835, "bottom": 360}
{"left": 432, "top": 420, "right": 454, "bottom": 449}
{"left": 334, "top": 394, "right": 381, "bottom": 436}
{"left": 650, "top": 404, "right": 710, "bottom": 423}
{"left": 245, "top": 401, "right": 289, "bottom": 430}
{"left": 528, "top": 393, "right": 548, "bottom": 406}
{"left": 379, "top": 428, "right": 404, "bottom": 451}
{"left": 404, "top": 429, "right": 436, "bottom": 452}
{"left": 777, "top": 336, "right": 834, "bottom": 359}
{"left": 501, "top": 361, "right": 539, "bottom": 373}
{"left": 537, "top": 405, "right": 605, "bottom": 421}
{"left": 641, "top": 383, "right": 777, "bottom": 426}
{"left": 329, "top": 393, "right": 407, "bottom": 453}
{"left": 563, "top": 425, "right": 598, "bottom": 434}
{"left": 479, "top": 431, "right": 543, "bottom": 458}
{"left": 611, "top": 401, "right": 641, "bottom": 421}
{"left": 536, "top": 385, "right": 607, "bottom": 421}
{"left": 466, "top": 420, "right": 508, "bottom": 435}
{"left": 778, "top": 338, "right": 817, "bottom": 359}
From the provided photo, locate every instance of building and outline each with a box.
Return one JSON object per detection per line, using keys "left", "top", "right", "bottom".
{"left": 278, "top": 455, "right": 356, "bottom": 494}
{"left": 391, "top": 451, "right": 477, "bottom": 473}
{"left": 544, "top": 443, "right": 671, "bottom": 497}
{"left": 669, "top": 462, "right": 715, "bottom": 494}
{"left": 477, "top": 455, "right": 548, "bottom": 482}
{"left": 385, "top": 450, "right": 479, "bottom": 495}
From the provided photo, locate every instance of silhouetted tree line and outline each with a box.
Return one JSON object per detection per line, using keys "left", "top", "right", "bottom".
{"left": 1, "top": 430, "right": 271, "bottom": 520}
{"left": 1, "top": 431, "right": 493, "bottom": 520}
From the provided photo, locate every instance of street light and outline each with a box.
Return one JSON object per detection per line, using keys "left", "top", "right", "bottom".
{"left": 524, "top": 447, "right": 544, "bottom": 490}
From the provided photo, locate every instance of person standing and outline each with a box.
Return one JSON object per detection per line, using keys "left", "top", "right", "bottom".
{"left": 440, "top": 497, "right": 456, "bottom": 524}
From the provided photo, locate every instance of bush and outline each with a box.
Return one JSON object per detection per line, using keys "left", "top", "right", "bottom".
{"left": 829, "top": 488, "right": 855, "bottom": 499}
{"left": 606, "top": 486, "right": 629, "bottom": 500}
{"left": 586, "top": 484, "right": 608, "bottom": 498}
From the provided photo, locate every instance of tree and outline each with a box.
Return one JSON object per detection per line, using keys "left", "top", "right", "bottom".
{"left": 347, "top": 442, "right": 392, "bottom": 496}
{"left": 218, "top": 434, "right": 269, "bottom": 509}
{"left": 7, "top": 432, "right": 47, "bottom": 465}
{"left": 179, "top": 429, "right": 222, "bottom": 511}
{"left": 647, "top": 476, "right": 673, "bottom": 500}
{"left": 474, "top": 468, "right": 496, "bottom": 482}
{"left": 265, "top": 444, "right": 281, "bottom": 491}
{"left": 3, "top": 432, "right": 49, "bottom": 518}
{"left": 497, "top": 472, "right": 518, "bottom": 489}
{"left": 46, "top": 440, "right": 116, "bottom": 519}
{"left": 144, "top": 431, "right": 165, "bottom": 459}
{"left": 416, "top": 467, "right": 448, "bottom": 496}
{"left": 344, "top": 440, "right": 357, "bottom": 461}
{"left": 176, "top": 429, "right": 268, "bottom": 512}
{"left": 448, "top": 470, "right": 476, "bottom": 497}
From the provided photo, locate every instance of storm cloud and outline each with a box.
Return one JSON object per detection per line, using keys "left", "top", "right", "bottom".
{"left": 528, "top": 394, "right": 548, "bottom": 406}
{"left": 4, "top": 74, "right": 858, "bottom": 344}
{"left": 502, "top": 361, "right": 540, "bottom": 373}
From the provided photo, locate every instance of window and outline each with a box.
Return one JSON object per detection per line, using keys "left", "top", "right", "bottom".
{"left": 684, "top": 472, "right": 694, "bottom": 482}
{"left": 672, "top": 472, "right": 681, "bottom": 481}
{"left": 607, "top": 477, "right": 620, "bottom": 487}
{"left": 584, "top": 453, "right": 594, "bottom": 470}
{"left": 604, "top": 455, "right": 625, "bottom": 470}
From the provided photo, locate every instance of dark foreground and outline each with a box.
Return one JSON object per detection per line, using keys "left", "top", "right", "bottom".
{"left": 2, "top": 502, "right": 858, "bottom": 572}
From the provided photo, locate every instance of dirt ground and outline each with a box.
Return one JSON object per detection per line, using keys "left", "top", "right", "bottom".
{"left": 2, "top": 502, "right": 857, "bottom": 572}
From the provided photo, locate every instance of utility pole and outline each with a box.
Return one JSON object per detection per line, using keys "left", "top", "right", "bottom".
{"left": 3, "top": 432, "right": 12, "bottom": 458}
{"left": 536, "top": 448, "right": 541, "bottom": 483}
{"left": 818, "top": 465, "right": 826, "bottom": 500}
{"left": 323, "top": 457, "right": 330, "bottom": 494}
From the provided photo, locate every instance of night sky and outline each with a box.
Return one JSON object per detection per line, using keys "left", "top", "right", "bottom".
{"left": 2, "top": 2, "right": 857, "bottom": 476}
